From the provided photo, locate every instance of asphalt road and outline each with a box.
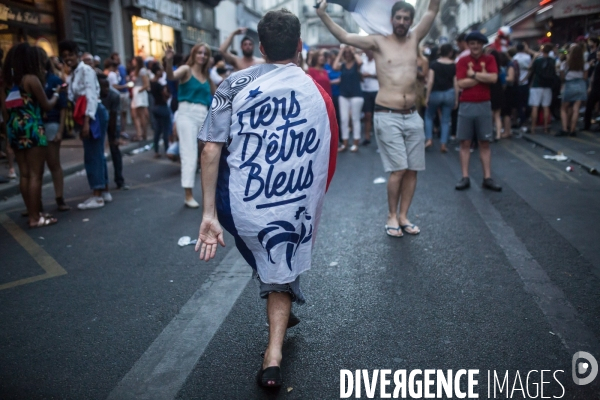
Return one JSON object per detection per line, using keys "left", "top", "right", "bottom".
{"left": 1, "top": 136, "right": 599, "bottom": 400}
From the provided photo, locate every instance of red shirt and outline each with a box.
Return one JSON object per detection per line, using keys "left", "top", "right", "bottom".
{"left": 307, "top": 67, "right": 332, "bottom": 98}
{"left": 456, "top": 53, "right": 498, "bottom": 103}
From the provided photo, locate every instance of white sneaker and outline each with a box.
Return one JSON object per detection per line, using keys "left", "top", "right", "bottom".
{"left": 102, "top": 192, "right": 113, "bottom": 203}
{"left": 78, "top": 196, "right": 105, "bottom": 210}
{"left": 184, "top": 198, "right": 200, "bottom": 208}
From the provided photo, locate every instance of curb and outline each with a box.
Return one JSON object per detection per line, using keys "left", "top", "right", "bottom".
{"left": 0, "top": 141, "right": 151, "bottom": 200}
{"left": 522, "top": 133, "right": 599, "bottom": 175}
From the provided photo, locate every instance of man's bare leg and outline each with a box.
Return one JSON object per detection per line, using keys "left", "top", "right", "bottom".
{"left": 386, "top": 170, "right": 405, "bottom": 234}
{"left": 398, "top": 170, "right": 419, "bottom": 233}
{"left": 479, "top": 140, "right": 492, "bottom": 179}
{"left": 543, "top": 106, "right": 550, "bottom": 133}
{"left": 459, "top": 140, "right": 472, "bottom": 177}
{"left": 531, "top": 106, "right": 538, "bottom": 134}
{"left": 263, "top": 292, "right": 291, "bottom": 370}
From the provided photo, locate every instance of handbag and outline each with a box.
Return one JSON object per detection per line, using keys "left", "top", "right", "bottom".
{"left": 73, "top": 95, "right": 87, "bottom": 125}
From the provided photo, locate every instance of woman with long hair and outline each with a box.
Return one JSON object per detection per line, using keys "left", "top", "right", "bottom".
{"left": 424, "top": 43, "right": 457, "bottom": 153}
{"left": 333, "top": 45, "right": 363, "bottom": 152}
{"left": 559, "top": 44, "right": 588, "bottom": 136}
{"left": 1, "top": 43, "right": 61, "bottom": 227}
{"left": 307, "top": 49, "right": 333, "bottom": 98}
{"left": 38, "top": 47, "right": 70, "bottom": 211}
{"left": 130, "top": 56, "right": 150, "bottom": 141}
{"left": 165, "top": 43, "right": 215, "bottom": 208}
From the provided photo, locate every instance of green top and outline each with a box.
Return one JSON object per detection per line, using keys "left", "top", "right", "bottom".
{"left": 6, "top": 87, "right": 46, "bottom": 150}
{"left": 178, "top": 74, "right": 212, "bottom": 106}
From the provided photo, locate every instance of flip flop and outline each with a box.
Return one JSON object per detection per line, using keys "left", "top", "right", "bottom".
{"left": 30, "top": 215, "right": 58, "bottom": 229}
{"left": 257, "top": 366, "right": 282, "bottom": 388}
{"left": 400, "top": 224, "right": 420, "bottom": 235}
{"left": 385, "top": 225, "right": 403, "bottom": 238}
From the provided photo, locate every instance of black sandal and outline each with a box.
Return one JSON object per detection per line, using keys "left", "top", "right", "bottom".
{"left": 257, "top": 366, "right": 282, "bottom": 388}
{"left": 56, "top": 197, "right": 71, "bottom": 211}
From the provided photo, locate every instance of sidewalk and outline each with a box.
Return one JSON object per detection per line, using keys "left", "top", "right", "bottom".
{"left": 0, "top": 137, "right": 150, "bottom": 200}
{"left": 522, "top": 128, "right": 600, "bottom": 174}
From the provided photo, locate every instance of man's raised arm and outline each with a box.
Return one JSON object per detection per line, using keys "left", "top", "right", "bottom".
{"left": 219, "top": 28, "right": 245, "bottom": 68}
{"left": 412, "top": 0, "right": 441, "bottom": 42}
{"left": 316, "top": 0, "right": 378, "bottom": 51}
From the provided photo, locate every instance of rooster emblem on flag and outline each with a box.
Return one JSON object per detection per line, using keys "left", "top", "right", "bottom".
{"left": 258, "top": 207, "right": 314, "bottom": 271}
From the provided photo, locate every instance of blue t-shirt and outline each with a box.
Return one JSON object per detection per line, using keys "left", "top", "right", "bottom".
{"left": 325, "top": 64, "right": 340, "bottom": 97}
{"left": 339, "top": 62, "right": 363, "bottom": 98}
{"left": 117, "top": 64, "right": 128, "bottom": 93}
{"left": 44, "top": 72, "right": 67, "bottom": 123}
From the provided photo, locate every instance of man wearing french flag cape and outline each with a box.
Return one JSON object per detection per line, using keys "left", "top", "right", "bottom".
{"left": 195, "top": 9, "right": 338, "bottom": 388}
{"left": 318, "top": 0, "right": 440, "bottom": 238}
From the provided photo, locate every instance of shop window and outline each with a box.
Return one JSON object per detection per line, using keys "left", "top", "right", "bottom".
{"left": 132, "top": 16, "right": 175, "bottom": 59}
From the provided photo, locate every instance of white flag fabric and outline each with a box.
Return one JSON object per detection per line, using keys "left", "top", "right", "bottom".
{"left": 326, "top": 0, "right": 399, "bottom": 36}
{"left": 216, "top": 64, "right": 338, "bottom": 285}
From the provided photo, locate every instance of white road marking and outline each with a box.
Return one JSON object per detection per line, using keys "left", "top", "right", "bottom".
{"left": 443, "top": 156, "right": 599, "bottom": 355}
{"left": 107, "top": 248, "right": 252, "bottom": 400}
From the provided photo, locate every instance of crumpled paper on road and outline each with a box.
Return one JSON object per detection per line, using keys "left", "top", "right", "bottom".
{"left": 543, "top": 154, "right": 568, "bottom": 162}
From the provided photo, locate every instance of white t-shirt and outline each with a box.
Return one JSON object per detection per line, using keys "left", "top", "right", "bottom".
{"left": 513, "top": 52, "right": 532, "bottom": 85}
{"left": 360, "top": 57, "right": 379, "bottom": 92}
{"left": 560, "top": 61, "right": 589, "bottom": 81}
{"left": 107, "top": 71, "right": 119, "bottom": 88}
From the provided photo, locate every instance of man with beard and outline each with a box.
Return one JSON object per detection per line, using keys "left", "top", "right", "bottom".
{"left": 317, "top": 0, "right": 440, "bottom": 238}
{"left": 219, "top": 28, "right": 265, "bottom": 71}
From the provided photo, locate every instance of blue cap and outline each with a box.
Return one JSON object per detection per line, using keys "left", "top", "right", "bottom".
{"left": 465, "top": 31, "right": 488, "bottom": 44}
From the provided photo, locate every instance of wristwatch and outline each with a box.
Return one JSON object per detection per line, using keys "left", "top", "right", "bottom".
{"left": 471, "top": 72, "right": 477, "bottom": 79}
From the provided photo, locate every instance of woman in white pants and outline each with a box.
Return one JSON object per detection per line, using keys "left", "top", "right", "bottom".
{"left": 165, "top": 43, "right": 215, "bottom": 208}
{"left": 333, "top": 46, "right": 363, "bottom": 152}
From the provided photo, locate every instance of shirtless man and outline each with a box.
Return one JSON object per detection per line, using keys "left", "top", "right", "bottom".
{"left": 219, "top": 28, "right": 265, "bottom": 71}
{"left": 317, "top": 0, "right": 440, "bottom": 237}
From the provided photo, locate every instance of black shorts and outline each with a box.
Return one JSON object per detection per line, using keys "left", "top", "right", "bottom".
{"left": 363, "top": 91, "right": 378, "bottom": 114}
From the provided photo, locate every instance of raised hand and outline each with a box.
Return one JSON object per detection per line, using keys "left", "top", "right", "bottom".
{"left": 234, "top": 27, "right": 248, "bottom": 36}
{"left": 195, "top": 216, "right": 226, "bottom": 261}
{"left": 163, "top": 43, "right": 174, "bottom": 60}
{"left": 480, "top": 61, "right": 487, "bottom": 73}
{"left": 316, "top": 0, "right": 328, "bottom": 15}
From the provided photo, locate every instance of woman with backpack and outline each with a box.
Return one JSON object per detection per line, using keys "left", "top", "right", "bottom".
{"left": 559, "top": 44, "right": 588, "bottom": 136}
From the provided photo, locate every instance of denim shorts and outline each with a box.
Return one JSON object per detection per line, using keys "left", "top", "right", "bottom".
{"left": 255, "top": 272, "right": 306, "bottom": 305}
{"left": 44, "top": 122, "right": 60, "bottom": 141}
{"left": 562, "top": 79, "right": 587, "bottom": 103}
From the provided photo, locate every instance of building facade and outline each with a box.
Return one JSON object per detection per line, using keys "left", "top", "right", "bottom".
{"left": 262, "top": 0, "right": 359, "bottom": 48}
{"left": 443, "top": 0, "right": 600, "bottom": 45}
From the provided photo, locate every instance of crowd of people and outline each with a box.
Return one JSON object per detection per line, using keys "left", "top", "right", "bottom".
{"left": 0, "top": 6, "right": 598, "bottom": 230}
{"left": 1, "top": 0, "right": 600, "bottom": 390}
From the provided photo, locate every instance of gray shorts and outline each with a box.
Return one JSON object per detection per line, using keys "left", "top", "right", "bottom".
{"left": 373, "top": 111, "right": 425, "bottom": 172}
{"left": 456, "top": 102, "right": 493, "bottom": 142}
{"left": 255, "top": 272, "right": 305, "bottom": 305}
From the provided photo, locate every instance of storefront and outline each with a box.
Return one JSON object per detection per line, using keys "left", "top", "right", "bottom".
{"left": 551, "top": 0, "right": 600, "bottom": 42}
{"left": 123, "top": 0, "right": 184, "bottom": 60}
{"left": 0, "top": 0, "right": 64, "bottom": 58}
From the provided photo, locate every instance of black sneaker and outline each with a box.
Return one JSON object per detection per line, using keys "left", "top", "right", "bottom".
{"left": 362, "top": 139, "right": 371, "bottom": 146}
{"left": 455, "top": 177, "right": 470, "bottom": 190}
{"left": 483, "top": 178, "right": 502, "bottom": 192}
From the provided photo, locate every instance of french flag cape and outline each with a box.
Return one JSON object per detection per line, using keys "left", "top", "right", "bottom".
{"left": 216, "top": 64, "right": 338, "bottom": 284}
{"left": 325, "top": 0, "right": 398, "bottom": 36}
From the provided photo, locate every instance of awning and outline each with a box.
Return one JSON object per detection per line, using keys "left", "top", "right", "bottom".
{"left": 535, "top": 5, "right": 553, "bottom": 23}
{"left": 553, "top": 0, "right": 600, "bottom": 20}
{"left": 487, "top": 6, "right": 541, "bottom": 43}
